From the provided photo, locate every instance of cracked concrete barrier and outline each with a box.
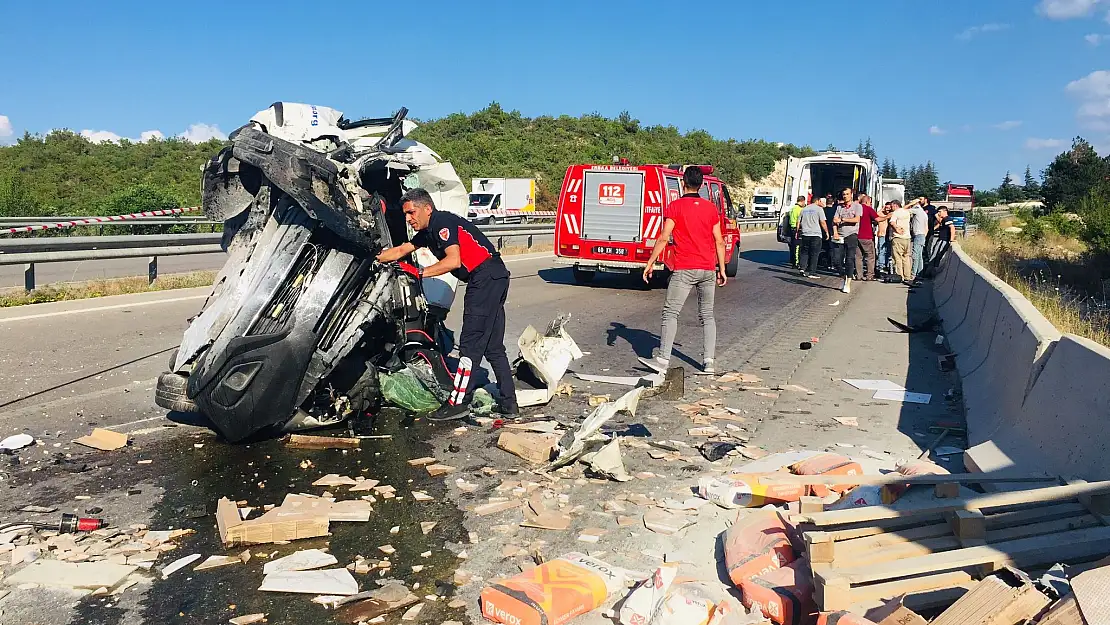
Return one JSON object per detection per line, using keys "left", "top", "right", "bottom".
{"left": 967, "top": 334, "right": 1110, "bottom": 482}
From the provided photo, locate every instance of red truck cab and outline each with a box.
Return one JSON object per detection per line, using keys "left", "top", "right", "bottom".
{"left": 554, "top": 162, "right": 742, "bottom": 284}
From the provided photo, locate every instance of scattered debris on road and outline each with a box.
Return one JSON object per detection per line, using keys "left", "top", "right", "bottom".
{"left": 73, "top": 428, "right": 129, "bottom": 451}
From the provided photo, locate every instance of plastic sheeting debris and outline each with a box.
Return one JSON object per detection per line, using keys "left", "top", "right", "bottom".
{"left": 380, "top": 367, "right": 442, "bottom": 413}
{"left": 548, "top": 387, "right": 644, "bottom": 470}
{"left": 515, "top": 316, "right": 584, "bottom": 407}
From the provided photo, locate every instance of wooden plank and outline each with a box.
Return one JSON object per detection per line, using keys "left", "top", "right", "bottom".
{"left": 984, "top": 502, "right": 1088, "bottom": 530}
{"left": 285, "top": 434, "right": 360, "bottom": 450}
{"left": 832, "top": 525, "right": 1110, "bottom": 585}
{"left": 987, "top": 514, "right": 1101, "bottom": 542}
{"left": 759, "top": 472, "right": 1058, "bottom": 487}
{"left": 844, "top": 571, "right": 974, "bottom": 608}
{"left": 1069, "top": 479, "right": 1110, "bottom": 525}
{"left": 798, "top": 481, "right": 1110, "bottom": 526}
{"left": 831, "top": 522, "right": 955, "bottom": 553}
{"left": 821, "top": 515, "right": 948, "bottom": 541}
{"left": 833, "top": 536, "right": 960, "bottom": 567}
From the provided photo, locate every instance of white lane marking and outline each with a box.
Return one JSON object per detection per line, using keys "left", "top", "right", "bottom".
{"left": 0, "top": 293, "right": 208, "bottom": 323}
{"left": 741, "top": 230, "right": 777, "bottom": 237}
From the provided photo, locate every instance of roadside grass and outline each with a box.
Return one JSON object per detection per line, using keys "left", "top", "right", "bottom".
{"left": 0, "top": 271, "right": 218, "bottom": 308}
{"left": 0, "top": 244, "right": 558, "bottom": 308}
{"left": 961, "top": 233, "right": 1110, "bottom": 346}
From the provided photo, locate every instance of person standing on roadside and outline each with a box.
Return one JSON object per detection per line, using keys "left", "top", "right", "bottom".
{"left": 888, "top": 200, "right": 912, "bottom": 283}
{"left": 908, "top": 198, "right": 928, "bottom": 281}
{"left": 855, "top": 194, "right": 884, "bottom": 281}
{"left": 920, "top": 195, "right": 939, "bottom": 263}
{"left": 787, "top": 195, "right": 806, "bottom": 268}
{"left": 833, "top": 188, "right": 862, "bottom": 293}
{"left": 924, "top": 205, "right": 957, "bottom": 273}
{"left": 640, "top": 165, "right": 727, "bottom": 375}
{"left": 798, "top": 196, "right": 830, "bottom": 278}
{"left": 876, "top": 202, "right": 891, "bottom": 276}
{"left": 824, "top": 194, "right": 843, "bottom": 273}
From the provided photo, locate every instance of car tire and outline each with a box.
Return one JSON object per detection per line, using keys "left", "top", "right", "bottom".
{"left": 572, "top": 267, "right": 596, "bottom": 284}
{"left": 725, "top": 245, "right": 740, "bottom": 278}
{"left": 155, "top": 372, "right": 200, "bottom": 413}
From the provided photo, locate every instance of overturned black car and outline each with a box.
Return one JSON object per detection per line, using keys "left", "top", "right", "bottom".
{"left": 155, "top": 103, "right": 468, "bottom": 442}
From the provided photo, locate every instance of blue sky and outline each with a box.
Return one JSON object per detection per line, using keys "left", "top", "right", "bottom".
{"left": 1, "top": 0, "right": 1109, "bottom": 189}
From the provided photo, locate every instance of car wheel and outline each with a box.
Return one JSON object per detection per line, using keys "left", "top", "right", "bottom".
{"left": 725, "top": 245, "right": 740, "bottom": 278}
{"left": 155, "top": 372, "right": 200, "bottom": 413}
{"left": 572, "top": 267, "right": 596, "bottom": 284}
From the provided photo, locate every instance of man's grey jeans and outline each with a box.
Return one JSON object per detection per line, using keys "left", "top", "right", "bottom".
{"left": 659, "top": 269, "right": 717, "bottom": 363}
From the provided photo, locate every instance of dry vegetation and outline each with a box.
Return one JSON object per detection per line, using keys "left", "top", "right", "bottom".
{"left": 961, "top": 232, "right": 1110, "bottom": 346}
{"left": 0, "top": 271, "right": 218, "bottom": 307}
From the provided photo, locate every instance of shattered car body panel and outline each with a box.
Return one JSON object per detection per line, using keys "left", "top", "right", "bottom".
{"left": 158, "top": 103, "right": 464, "bottom": 442}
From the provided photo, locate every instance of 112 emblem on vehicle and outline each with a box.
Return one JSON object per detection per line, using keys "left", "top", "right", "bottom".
{"left": 598, "top": 183, "right": 626, "bottom": 206}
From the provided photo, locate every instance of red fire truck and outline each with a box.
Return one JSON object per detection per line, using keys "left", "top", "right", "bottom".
{"left": 553, "top": 162, "right": 742, "bottom": 284}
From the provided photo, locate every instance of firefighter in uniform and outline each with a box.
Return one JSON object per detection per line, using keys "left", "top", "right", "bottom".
{"left": 376, "top": 188, "right": 517, "bottom": 421}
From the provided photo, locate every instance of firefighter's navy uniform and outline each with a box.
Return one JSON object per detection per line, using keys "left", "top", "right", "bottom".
{"left": 410, "top": 210, "right": 517, "bottom": 419}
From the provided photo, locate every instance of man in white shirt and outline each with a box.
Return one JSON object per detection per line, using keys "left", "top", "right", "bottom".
{"left": 908, "top": 199, "right": 928, "bottom": 280}
{"left": 888, "top": 200, "right": 913, "bottom": 283}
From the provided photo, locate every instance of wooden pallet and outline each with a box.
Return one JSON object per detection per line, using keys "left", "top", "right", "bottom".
{"left": 800, "top": 479, "right": 1110, "bottom": 612}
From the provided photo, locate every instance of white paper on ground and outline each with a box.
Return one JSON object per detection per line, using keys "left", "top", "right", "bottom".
{"left": 262, "top": 549, "right": 339, "bottom": 575}
{"left": 259, "top": 568, "right": 358, "bottom": 595}
{"left": 872, "top": 390, "right": 932, "bottom": 403}
{"left": 843, "top": 379, "right": 906, "bottom": 391}
{"left": 0, "top": 433, "right": 34, "bottom": 450}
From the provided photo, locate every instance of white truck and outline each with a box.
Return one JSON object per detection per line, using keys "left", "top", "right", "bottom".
{"left": 750, "top": 186, "right": 782, "bottom": 218}
{"left": 468, "top": 177, "right": 536, "bottom": 224}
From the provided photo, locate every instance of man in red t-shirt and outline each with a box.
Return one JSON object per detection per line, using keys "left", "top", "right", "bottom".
{"left": 640, "top": 166, "right": 727, "bottom": 374}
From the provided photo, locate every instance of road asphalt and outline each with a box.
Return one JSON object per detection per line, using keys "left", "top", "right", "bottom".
{"left": 0, "top": 231, "right": 966, "bottom": 625}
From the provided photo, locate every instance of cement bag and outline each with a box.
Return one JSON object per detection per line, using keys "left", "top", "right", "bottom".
{"left": 481, "top": 552, "right": 624, "bottom": 625}
{"left": 882, "top": 459, "right": 949, "bottom": 501}
{"left": 789, "top": 454, "right": 863, "bottom": 497}
{"left": 739, "top": 558, "right": 817, "bottom": 625}
{"left": 655, "top": 584, "right": 717, "bottom": 625}
{"left": 699, "top": 474, "right": 806, "bottom": 509}
{"left": 620, "top": 563, "right": 678, "bottom": 625}
{"left": 817, "top": 612, "right": 878, "bottom": 625}
{"left": 724, "top": 509, "right": 797, "bottom": 588}
{"left": 380, "top": 368, "right": 442, "bottom": 413}
{"left": 827, "top": 484, "right": 901, "bottom": 510}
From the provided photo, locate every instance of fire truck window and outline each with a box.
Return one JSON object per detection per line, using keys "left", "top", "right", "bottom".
{"left": 698, "top": 184, "right": 711, "bottom": 200}
{"left": 722, "top": 186, "right": 736, "bottom": 218}
{"left": 665, "top": 177, "right": 682, "bottom": 202}
{"left": 710, "top": 183, "right": 723, "bottom": 210}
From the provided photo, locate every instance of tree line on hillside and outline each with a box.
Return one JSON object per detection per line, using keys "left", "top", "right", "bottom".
{"left": 0, "top": 104, "right": 815, "bottom": 218}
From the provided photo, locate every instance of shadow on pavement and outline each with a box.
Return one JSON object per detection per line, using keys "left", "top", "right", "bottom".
{"left": 605, "top": 322, "right": 701, "bottom": 369}
{"left": 537, "top": 267, "right": 659, "bottom": 291}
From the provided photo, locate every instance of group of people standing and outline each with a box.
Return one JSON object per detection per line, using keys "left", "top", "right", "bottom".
{"left": 781, "top": 191, "right": 957, "bottom": 292}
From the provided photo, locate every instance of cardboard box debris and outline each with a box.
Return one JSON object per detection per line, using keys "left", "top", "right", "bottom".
{"left": 337, "top": 587, "right": 420, "bottom": 623}
{"left": 229, "top": 614, "right": 267, "bottom": 625}
{"left": 74, "top": 428, "right": 129, "bottom": 451}
{"left": 259, "top": 568, "right": 358, "bottom": 595}
{"left": 5, "top": 560, "right": 137, "bottom": 590}
{"left": 216, "top": 497, "right": 330, "bottom": 547}
{"left": 930, "top": 567, "right": 1050, "bottom": 625}
{"left": 262, "top": 548, "right": 338, "bottom": 575}
{"left": 514, "top": 319, "right": 584, "bottom": 408}
{"left": 313, "top": 474, "right": 359, "bottom": 487}
{"left": 407, "top": 457, "right": 437, "bottom": 467}
{"left": 426, "top": 464, "right": 456, "bottom": 477}
{"left": 286, "top": 434, "right": 360, "bottom": 450}
{"left": 498, "top": 431, "right": 559, "bottom": 464}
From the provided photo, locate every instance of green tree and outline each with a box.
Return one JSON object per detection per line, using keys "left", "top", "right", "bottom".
{"left": 825, "top": 143, "right": 837, "bottom": 152}
{"left": 1041, "top": 137, "right": 1110, "bottom": 210}
{"left": 974, "top": 189, "right": 1001, "bottom": 206}
{"left": 0, "top": 173, "right": 38, "bottom": 217}
{"left": 998, "top": 171, "right": 1022, "bottom": 204}
{"left": 862, "top": 137, "right": 876, "bottom": 161}
{"left": 1022, "top": 165, "right": 1041, "bottom": 200}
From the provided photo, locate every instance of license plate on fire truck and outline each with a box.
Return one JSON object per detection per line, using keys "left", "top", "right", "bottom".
{"left": 593, "top": 246, "right": 628, "bottom": 256}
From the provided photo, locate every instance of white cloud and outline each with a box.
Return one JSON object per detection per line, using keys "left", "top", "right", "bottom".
{"left": 80, "top": 129, "right": 126, "bottom": 144}
{"left": 1025, "top": 137, "right": 1067, "bottom": 149}
{"left": 929, "top": 125, "right": 947, "bottom": 135}
{"left": 1066, "top": 69, "right": 1110, "bottom": 128}
{"left": 0, "top": 115, "right": 12, "bottom": 139}
{"left": 1037, "top": 0, "right": 1104, "bottom": 19}
{"left": 956, "top": 22, "right": 1011, "bottom": 40}
{"left": 179, "top": 123, "right": 226, "bottom": 143}
{"left": 1086, "top": 33, "right": 1107, "bottom": 44}
{"left": 993, "top": 120, "right": 1023, "bottom": 130}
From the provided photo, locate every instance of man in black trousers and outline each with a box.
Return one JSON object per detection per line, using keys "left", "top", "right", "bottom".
{"left": 376, "top": 188, "right": 517, "bottom": 421}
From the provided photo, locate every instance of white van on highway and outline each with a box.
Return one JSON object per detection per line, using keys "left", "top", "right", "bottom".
{"left": 781, "top": 151, "right": 888, "bottom": 207}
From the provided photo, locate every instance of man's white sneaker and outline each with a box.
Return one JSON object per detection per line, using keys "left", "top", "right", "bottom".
{"left": 841, "top": 278, "right": 851, "bottom": 294}
{"left": 638, "top": 356, "right": 670, "bottom": 373}
{"left": 702, "top": 359, "right": 716, "bottom": 374}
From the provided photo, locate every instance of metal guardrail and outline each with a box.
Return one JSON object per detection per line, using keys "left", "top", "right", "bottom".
{"left": 0, "top": 219, "right": 779, "bottom": 292}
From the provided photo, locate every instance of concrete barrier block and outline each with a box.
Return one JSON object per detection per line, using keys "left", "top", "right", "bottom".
{"left": 1003, "top": 334, "right": 1110, "bottom": 481}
